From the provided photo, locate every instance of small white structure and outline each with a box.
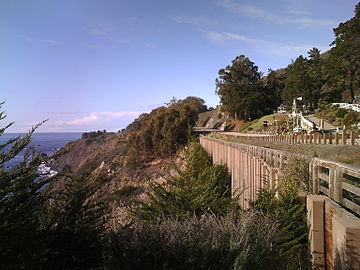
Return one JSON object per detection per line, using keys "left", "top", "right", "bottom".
{"left": 333, "top": 103, "right": 360, "bottom": 113}
{"left": 277, "top": 104, "right": 287, "bottom": 114}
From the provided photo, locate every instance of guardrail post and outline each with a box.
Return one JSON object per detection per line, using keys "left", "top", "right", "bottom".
{"left": 333, "top": 167, "right": 343, "bottom": 204}
{"left": 342, "top": 130, "right": 346, "bottom": 145}
{"left": 351, "top": 131, "right": 356, "bottom": 146}
{"left": 323, "top": 133, "right": 327, "bottom": 144}
{"left": 328, "top": 166, "right": 343, "bottom": 203}
{"left": 279, "top": 154, "right": 284, "bottom": 169}
{"left": 329, "top": 133, "right": 333, "bottom": 144}
{"left": 335, "top": 132, "right": 339, "bottom": 145}
{"left": 307, "top": 195, "right": 325, "bottom": 269}
{"left": 311, "top": 160, "right": 320, "bottom": 194}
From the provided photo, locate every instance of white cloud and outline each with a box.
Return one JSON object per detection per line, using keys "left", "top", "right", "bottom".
{"left": 41, "top": 39, "right": 62, "bottom": 45}
{"left": 198, "top": 29, "right": 228, "bottom": 43}
{"left": 217, "top": 0, "right": 338, "bottom": 27}
{"left": 144, "top": 42, "right": 157, "bottom": 48}
{"left": 172, "top": 15, "right": 213, "bottom": 27}
{"left": 51, "top": 111, "right": 145, "bottom": 127}
{"left": 288, "top": 9, "right": 310, "bottom": 16}
{"left": 199, "top": 29, "right": 328, "bottom": 56}
{"left": 22, "top": 36, "right": 63, "bottom": 45}
{"left": 220, "top": 1, "right": 280, "bottom": 22}
{"left": 81, "top": 43, "right": 106, "bottom": 49}
{"left": 286, "top": 17, "right": 338, "bottom": 26}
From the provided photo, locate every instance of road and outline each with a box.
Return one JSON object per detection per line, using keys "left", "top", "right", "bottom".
{"left": 305, "top": 114, "right": 337, "bottom": 131}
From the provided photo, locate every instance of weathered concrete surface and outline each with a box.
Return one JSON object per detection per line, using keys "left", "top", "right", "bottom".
{"left": 200, "top": 135, "right": 279, "bottom": 209}
{"left": 200, "top": 135, "right": 360, "bottom": 270}
{"left": 307, "top": 195, "right": 326, "bottom": 269}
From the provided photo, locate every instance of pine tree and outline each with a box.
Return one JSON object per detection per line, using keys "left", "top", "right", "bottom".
{"left": 132, "top": 142, "right": 233, "bottom": 221}
{"left": 329, "top": 3, "right": 360, "bottom": 102}
{"left": 216, "top": 55, "right": 273, "bottom": 120}
{"left": 0, "top": 103, "right": 50, "bottom": 269}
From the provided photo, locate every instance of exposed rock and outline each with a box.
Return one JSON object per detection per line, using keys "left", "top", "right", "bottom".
{"left": 49, "top": 132, "right": 175, "bottom": 228}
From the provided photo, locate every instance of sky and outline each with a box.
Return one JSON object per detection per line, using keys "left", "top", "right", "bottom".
{"left": 1, "top": 0, "right": 358, "bottom": 132}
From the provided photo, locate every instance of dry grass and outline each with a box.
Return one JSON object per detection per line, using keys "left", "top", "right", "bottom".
{"left": 106, "top": 211, "right": 281, "bottom": 269}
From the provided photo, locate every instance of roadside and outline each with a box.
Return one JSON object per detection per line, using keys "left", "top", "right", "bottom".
{"left": 210, "top": 133, "right": 360, "bottom": 167}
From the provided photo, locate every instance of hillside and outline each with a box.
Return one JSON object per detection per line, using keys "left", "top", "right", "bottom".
{"left": 49, "top": 132, "right": 176, "bottom": 225}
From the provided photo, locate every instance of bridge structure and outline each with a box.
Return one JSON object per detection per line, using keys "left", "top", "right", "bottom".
{"left": 200, "top": 135, "right": 360, "bottom": 270}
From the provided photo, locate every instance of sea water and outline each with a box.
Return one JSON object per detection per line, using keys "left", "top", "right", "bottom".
{"left": 1, "top": 133, "right": 82, "bottom": 170}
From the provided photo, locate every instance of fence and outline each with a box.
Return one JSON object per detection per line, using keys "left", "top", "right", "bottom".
{"left": 200, "top": 135, "right": 360, "bottom": 269}
{"left": 310, "top": 159, "right": 360, "bottom": 216}
{"left": 221, "top": 130, "right": 359, "bottom": 146}
{"left": 200, "top": 135, "right": 360, "bottom": 215}
{"left": 200, "top": 135, "right": 281, "bottom": 209}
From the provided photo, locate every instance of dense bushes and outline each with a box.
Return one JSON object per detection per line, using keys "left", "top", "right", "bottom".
{"left": 316, "top": 104, "right": 360, "bottom": 128}
{"left": 106, "top": 145, "right": 310, "bottom": 270}
{"left": 126, "top": 97, "right": 207, "bottom": 166}
{"left": 251, "top": 157, "right": 310, "bottom": 269}
{"left": 0, "top": 105, "right": 108, "bottom": 270}
{"left": 105, "top": 212, "right": 280, "bottom": 270}
{"left": 2, "top": 102, "right": 311, "bottom": 269}
{"left": 82, "top": 130, "right": 107, "bottom": 139}
{"left": 132, "top": 142, "right": 234, "bottom": 220}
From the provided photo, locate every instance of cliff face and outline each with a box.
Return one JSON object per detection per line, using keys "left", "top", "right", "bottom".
{"left": 49, "top": 133, "right": 174, "bottom": 226}
{"left": 196, "top": 107, "right": 246, "bottom": 131}
{"left": 51, "top": 133, "right": 127, "bottom": 177}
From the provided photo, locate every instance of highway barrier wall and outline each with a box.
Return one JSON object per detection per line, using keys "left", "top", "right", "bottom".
{"left": 200, "top": 135, "right": 360, "bottom": 269}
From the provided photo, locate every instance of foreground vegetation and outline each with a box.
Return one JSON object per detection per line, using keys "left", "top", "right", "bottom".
{"left": 1, "top": 103, "right": 310, "bottom": 269}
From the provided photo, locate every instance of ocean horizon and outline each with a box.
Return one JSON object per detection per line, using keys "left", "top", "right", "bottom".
{"left": 1, "top": 132, "right": 83, "bottom": 167}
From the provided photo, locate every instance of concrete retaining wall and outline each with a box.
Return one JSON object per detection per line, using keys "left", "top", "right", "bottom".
{"left": 200, "top": 135, "right": 279, "bottom": 209}
{"left": 200, "top": 135, "right": 360, "bottom": 269}
{"left": 307, "top": 195, "right": 360, "bottom": 270}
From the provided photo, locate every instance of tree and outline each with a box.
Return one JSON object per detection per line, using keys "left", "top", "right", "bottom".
{"left": 0, "top": 103, "right": 50, "bottom": 269}
{"left": 282, "top": 56, "right": 314, "bottom": 108}
{"left": 216, "top": 55, "right": 272, "bottom": 120}
{"left": 341, "top": 110, "right": 360, "bottom": 130}
{"left": 126, "top": 97, "right": 208, "bottom": 165}
{"left": 307, "top": 47, "right": 324, "bottom": 107}
{"left": 262, "top": 68, "right": 286, "bottom": 109}
{"left": 132, "top": 142, "right": 234, "bottom": 221}
{"left": 41, "top": 176, "right": 107, "bottom": 270}
{"left": 0, "top": 103, "right": 108, "bottom": 269}
{"left": 328, "top": 3, "right": 360, "bottom": 102}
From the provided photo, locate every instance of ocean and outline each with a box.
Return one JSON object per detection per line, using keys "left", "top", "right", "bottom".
{"left": 1, "top": 132, "right": 82, "bottom": 167}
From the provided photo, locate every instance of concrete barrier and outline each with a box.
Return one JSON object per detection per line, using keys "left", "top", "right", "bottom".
{"left": 200, "top": 135, "right": 360, "bottom": 270}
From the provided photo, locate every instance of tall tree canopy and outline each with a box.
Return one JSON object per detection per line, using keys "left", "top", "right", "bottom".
{"left": 328, "top": 3, "right": 360, "bottom": 102}
{"left": 282, "top": 49, "right": 324, "bottom": 110}
{"left": 216, "top": 55, "right": 274, "bottom": 120}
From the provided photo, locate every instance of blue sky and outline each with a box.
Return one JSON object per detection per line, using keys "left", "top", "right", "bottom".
{"left": 1, "top": 0, "right": 358, "bottom": 132}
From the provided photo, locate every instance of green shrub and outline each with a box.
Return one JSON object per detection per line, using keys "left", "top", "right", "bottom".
{"left": 335, "top": 108, "right": 348, "bottom": 118}
{"left": 132, "top": 142, "right": 235, "bottom": 220}
{"left": 251, "top": 158, "right": 311, "bottom": 269}
{"left": 126, "top": 97, "right": 207, "bottom": 166}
